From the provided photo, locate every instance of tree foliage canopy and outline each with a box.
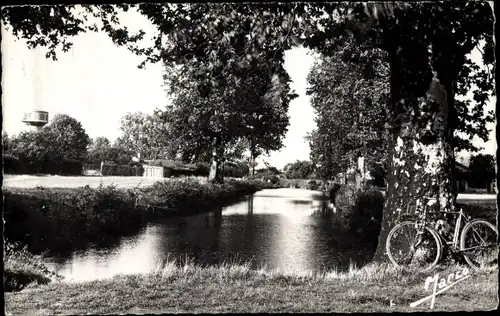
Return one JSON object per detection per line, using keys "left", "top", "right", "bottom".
{"left": 306, "top": 37, "right": 390, "bottom": 180}
{"left": 467, "top": 153, "right": 496, "bottom": 188}
{"left": 283, "top": 160, "right": 315, "bottom": 180}
{"left": 115, "top": 111, "right": 176, "bottom": 160}
{"left": 45, "top": 113, "right": 90, "bottom": 161}
{"left": 86, "top": 136, "right": 132, "bottom": 164}
{"left": 7, "top": 113, "right": 90, "bottom": 164}
{"left": 2, "top": 3, "right": 495, "bottom": 261}
{"left": 3, "top": 3, "right": 492, "bottom": 156}
{"left": 161, "top": 54, "right": 296, "bottom": 172}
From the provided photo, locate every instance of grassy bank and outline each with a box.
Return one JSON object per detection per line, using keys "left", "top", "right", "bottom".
{"left": 3, "top": 245, "right": 63, "bottom": 292}
{"left": 4, "top": 261, "right": 498, "bottom": 314}
{"left": 3, "top": 178, "right": 277, "bottom": 255}
{"left": 3, "top": 178, "right": 278, "bottom": 292}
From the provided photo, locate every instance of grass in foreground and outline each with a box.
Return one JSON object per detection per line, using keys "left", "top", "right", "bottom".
{"left": 5, "top": 261, "right": 498, "bottom": 314}
{"left": 3, "top": 245, "right": 63, "bottom": 292}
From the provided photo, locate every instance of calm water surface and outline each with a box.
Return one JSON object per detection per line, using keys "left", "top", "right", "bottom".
{"left": 45, "top": 188, "right": 375, "bottom": 281}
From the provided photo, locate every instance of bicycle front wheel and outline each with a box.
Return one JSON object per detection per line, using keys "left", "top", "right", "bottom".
{"left": 386, "top": 221, "right": 443, "bottom": 272}
{"left": 460, "top": 219, "right": 498, "bottom": 270}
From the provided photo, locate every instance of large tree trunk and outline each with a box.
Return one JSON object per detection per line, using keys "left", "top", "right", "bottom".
{"left": 372, "top": 44, "right": 456, "bottom": 262}
{"left": 249, "top": 153, "right": 256, "bottom": 177}
{"left": 208, "top": 136, "right": 224, "bottom": 184}
{"left": 248, "top": 142, "right": 257, "bottom": 178}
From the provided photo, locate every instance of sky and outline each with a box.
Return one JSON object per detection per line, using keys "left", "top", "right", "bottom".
{"left": 1, "top": 8, "right": 496, "bottom": 170}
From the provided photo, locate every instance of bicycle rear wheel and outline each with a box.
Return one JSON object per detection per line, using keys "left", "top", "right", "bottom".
{"left": 386, "top": 221, "right": 443, "bottom": 272}
{"left": 460, "top": 219, "right": 498, "bottom": 270}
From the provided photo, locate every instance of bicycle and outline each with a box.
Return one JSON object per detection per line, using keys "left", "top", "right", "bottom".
{"left": 386, "top": 196, "right": 498, "bottom": 272}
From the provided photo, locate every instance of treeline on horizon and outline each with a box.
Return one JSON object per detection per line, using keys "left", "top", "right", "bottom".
{"left": 2, "top": 110, "right": 494, "bottom": 190}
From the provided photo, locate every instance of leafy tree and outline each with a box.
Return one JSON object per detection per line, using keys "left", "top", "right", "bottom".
{"left": 306, "top": 38, "right": 390, "bottom": 182}
{"left": 45, "top": 113, "right": 91, "bottom": 162}
{"left": 308, "top": 2, "right": 495, "bottom": 261}
{"left": 147, "top": 109, "right": 179, "bottom": 160}
{"left": 86, "top": 137, "right": 132, "bottom": 164}
{"left": 115, "top": 112, "right": 148, "bottom": 159}
{"left": 237, "top": 66, "right": 298, "bottom": 176}
{"left": 2, "top": 3, "right": 296, "bottom": 183}
{"left": 156, "top": 103, "right": 213, "bottom": 164}
{"left": 224, "top": 138, "right": 249, "bottom": 165}
{"left": 467, "top": 154, "right": 495, "bottom": 190}
{"left": 283, "top": 160, "right": 315, "bottom": 180}
{"left": 1, "top": 5, "right": 142, "bottom": 60}
{"left": 115, "top": 111, "right": 175, "bottom": 160}
{"left": 87, "top": 137, "right": 111, "bottom": 162}
{"left": 4, "top": 3, "right": 494, "bottom": 265}
{"left": 163, "top": 57, "right": 294, "bottom": 183}
{"left": 2, "top": 131, "right": 10, "bottom": 153}
{"left": 109, "top": 144, "right": 134, "bottom": 165}
{"left": 8, "top": 130, "right": 56, "bottom": 171}
{"left": 7, "top": 114, "right": 89, "bottom": 172}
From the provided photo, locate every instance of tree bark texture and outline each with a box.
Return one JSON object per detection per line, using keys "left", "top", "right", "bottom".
{"left": 249, "top": 153, "right": 256, "bottom": 177}
{"left": 208, "top": 136, "right": 224, "bottom": 184}
{"left": 373, "top": 44, "right": 456, "bottom": 262}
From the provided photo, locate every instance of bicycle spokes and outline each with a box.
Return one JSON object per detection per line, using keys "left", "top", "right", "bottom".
{"left": 461, "top": 220, "right": 498, "bottom": 269}
{"left": 387, "top": 222, "right": 441, "bottom": 271}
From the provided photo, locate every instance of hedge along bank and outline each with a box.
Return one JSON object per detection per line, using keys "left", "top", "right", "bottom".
{"left": 3, "top": 178, "right": 277, "bottom": 255}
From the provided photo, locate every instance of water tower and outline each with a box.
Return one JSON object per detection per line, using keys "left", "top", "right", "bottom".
{"left": 22, "top": 110, "right": 49, "bottom": 131}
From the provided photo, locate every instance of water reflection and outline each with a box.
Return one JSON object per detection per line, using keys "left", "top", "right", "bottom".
{"left": 46, "top": 189, "right": 374, "bottom": 282}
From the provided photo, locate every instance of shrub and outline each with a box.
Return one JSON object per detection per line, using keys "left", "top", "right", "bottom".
{"left": 83, "top": 163, "right": 101, "bottom": 171}
{"left": 59, "top": 159, "right": 83, "bottom": 175}
{"left": 132, "top": 165, "right": 144, "bottom": 176}
{"left": 223, "top": 163, "right": 249, "bottom": 178}
{"left": 306, "top": 180, "right": 322, "bottom": 191}
{"left": 277, "top": 178, "right": 301, "bottom": 188}
{"left": 102, "top": 163, "right": 119, "bottom": 176}
{"left": 3, "top": 155, "right": 83, "bottom": 175}
{"left": 350, "top": 188, "right": 384, "bottom": 237}
{"left": 260, "top": 174, "right": 281, "bottom": 185}
{"left": 3, "top": 179, "right": 273, "bottom": 254}
{"left": 171, "top": 168, "right": 197, "bottom": 177}
{"left": 460, "top": 203, "right": 496, "bottom": 223}
{"left": 3, "top": 185, "right": 145, "bottom": 253}
{"left": 3, "top": 154, "right": 27, "bottom": 174}
{"left": 335, "top": 185, "right": 384, "bottom": 241}
{"left": 334, "top": 184, "right": 359, "bottom": 213}
{"left": 4, "top": 242, "right": 60, "bottom": 292}
{"left": 195, "top": 162, "right": 211, "bottom": 176}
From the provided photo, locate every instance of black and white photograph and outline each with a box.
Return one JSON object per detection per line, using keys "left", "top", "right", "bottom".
{"left": 2, "top": 1, "right": 498, "bottom": 313}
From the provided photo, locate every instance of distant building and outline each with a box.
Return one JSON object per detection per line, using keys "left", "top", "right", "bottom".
{"left": 142, "top": 159, "right": 198, "bottom": 178}
{"left": 22, "top": 110, "right": 49, "bottom": 131}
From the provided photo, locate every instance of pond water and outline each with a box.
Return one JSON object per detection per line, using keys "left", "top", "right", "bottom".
{"left": 45, "top": 188, "right": 376, "bottom": 282}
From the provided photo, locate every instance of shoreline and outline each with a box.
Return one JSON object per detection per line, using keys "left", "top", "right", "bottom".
{"left": 5, "top": 261, "right": 498, "bottom": 314}
{"left": 3, "top": 178, "right": 278, "bottom": 254}
{"left": 3, "top": 178, "right": 280, "bottom": 293}
{"left": 4, "top": 177, "right": 497, "bottom": 313}
{"left": 4, "top": 175, "right": 496, "bottom": 202}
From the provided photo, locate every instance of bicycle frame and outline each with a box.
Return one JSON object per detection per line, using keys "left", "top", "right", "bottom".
{"left": 410, "top": 198, "right": 472, "bottom": 250}
{"left": 389, "top": 197, "right": 498, "bottom": 271}
{"left": 437, "top": 209, "right": 471, "bottom": 250}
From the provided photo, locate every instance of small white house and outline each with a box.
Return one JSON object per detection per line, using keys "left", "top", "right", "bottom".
{"left": 142, "top": 165, "right": 165, "bottom": 178}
